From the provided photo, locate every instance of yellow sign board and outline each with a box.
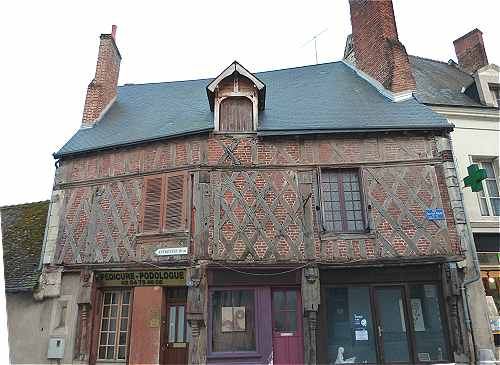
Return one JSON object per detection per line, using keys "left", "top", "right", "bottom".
{"left": 95, "top": 269, "right": 186, "bottom": 287}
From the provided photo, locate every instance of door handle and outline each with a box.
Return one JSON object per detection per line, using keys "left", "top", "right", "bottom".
{"left": 377, "top": 325, "right": 382, "bottom": 337}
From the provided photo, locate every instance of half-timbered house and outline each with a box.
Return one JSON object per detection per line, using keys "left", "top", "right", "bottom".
{"left": 33, "top": 1, "right": 493, "bottom": 364}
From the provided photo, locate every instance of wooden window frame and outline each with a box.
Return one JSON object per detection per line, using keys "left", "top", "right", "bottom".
{"left": 141, "top": 171, "right": 188, "bottom": 234}
{"left": 97, "top": 289, "right": 133, "bottom": 362}
{"left": 318, "top": 168, "right": 368, "bottom": 235}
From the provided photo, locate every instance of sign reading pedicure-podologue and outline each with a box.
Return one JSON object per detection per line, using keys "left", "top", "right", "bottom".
{"left": 95, "top": 269, "right": 186, "bottom": 287}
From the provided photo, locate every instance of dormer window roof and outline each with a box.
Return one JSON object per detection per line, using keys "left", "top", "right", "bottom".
{"left": 206, "top": 61, "right": 266, "bottom": 111}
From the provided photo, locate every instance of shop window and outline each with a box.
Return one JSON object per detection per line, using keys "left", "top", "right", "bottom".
{"left": 326, "top": 287, "right": 377, "bottom": 363}
{"left": 474, "top": 160, "right": 500, "bottom": 216}
{"left": 98, "top": 290, "right": 132, "bottom": 361}
{"left": 219, "top": 97, "right": 254, "bottom": 132}
{"left": 210, "top": 289, "right": 256, "bottom": 353}
{"left": 409, "top": 284, "right": 449, "bottom": 362}
{"left": 324, "top": 284, "right": 449, "bottom": 363}
{"left": 142, "top": 172, "right": 187, "bottom": 233}
{"left": 320, "top": 169, "right": 366, "bottom": 233}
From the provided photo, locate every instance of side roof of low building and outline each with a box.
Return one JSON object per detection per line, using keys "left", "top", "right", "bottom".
{"left": 1, "top": 201, "right": 49, "bottom": 292}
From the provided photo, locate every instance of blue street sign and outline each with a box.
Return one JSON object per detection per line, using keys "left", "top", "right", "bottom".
{"left": 425, "top": 208, "right": 445, "bottom": 221}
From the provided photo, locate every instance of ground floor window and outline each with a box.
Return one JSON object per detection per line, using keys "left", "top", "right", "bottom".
{"left": 325, "top": 284, "right": 449, "bottom": 364}
{"left": 98, "top": 290, "right": 132, "bottom": 360}
{"left": 210, "top": 289, "right": 256, "bottom": 353}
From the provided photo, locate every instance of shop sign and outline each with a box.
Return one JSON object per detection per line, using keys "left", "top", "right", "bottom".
{"left": 95, "top": 269, "right": 186, "bottom": 287}
{"left": 425, "top": 208, "right": 445, "bottom": 220}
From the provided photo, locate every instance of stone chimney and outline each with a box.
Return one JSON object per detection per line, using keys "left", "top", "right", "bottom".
{"left": 81, "top": 25, "right": 121, "bottom": 127}
{"left": 453, "top": 29, "right": 489, "bottom": 74}
{"left": 348, "top": 0, "right": 416, "bottom": 94}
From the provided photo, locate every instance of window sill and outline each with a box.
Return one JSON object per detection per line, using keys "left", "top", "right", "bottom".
{"left": 319, "top": 230, "right": 375, "bottom": 241}
{"left": 212, "top": 131, "right": 257, "bottom": 135}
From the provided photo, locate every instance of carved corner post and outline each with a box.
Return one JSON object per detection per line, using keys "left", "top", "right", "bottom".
{"left": 441, "top": 263, "right": 470, "bottom": 364}
{"left": 298, "top": 170, "right": 315, "bottom": 261}
{"left": 74, "top": 268, "right": 94, "bottom": 362}
{"left": 302, "top": 266, "right": 320, "bottom": 365}
{"left": 186, "top": 264, "right": 208, "bottom": 364}
{"left": 193, "top": 171, "right": 210, "bottom": 260}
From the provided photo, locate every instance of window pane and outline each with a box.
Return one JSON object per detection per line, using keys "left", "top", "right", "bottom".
{"left": 106, "top": 346, "right": 114, "bottom": 360}
{"left": 118, "top": 346, "right": 126, "bottom": 360}
{"left": 486, "top": 180, "right": 499, "bottom": 197}
{"left": 410, "top": 285, "right": 449, "bottom": 362}
{"left": 326, "top": 287, "right": 376, "bottom": 364}
{"left": 119, "top": 332, "right": 127, "bottom": 346}
{"left": 177, "top": 306, "right": 185, "bottom": 342}
{"left": 169, "top": 306, "right": 177, "bottom": 343}
{"left": 98, "top": 346, "right": 107, "bottom": 359}
{"left": 490, "top": 198, "right": 500, "bottom": 216}
{"left": 212, "top": 290, "right": 256, "bottom": 352}
{"left": 482, "top": 162, "right": 495, "bottom": 178}
{"left": 479, "top": 197, "right": 489, "bottom": 216}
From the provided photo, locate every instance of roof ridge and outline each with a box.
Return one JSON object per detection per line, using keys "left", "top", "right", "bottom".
{"left": 0, "top": 200, "right": 50, "bottom": 210}
{"left": 119, "top": 60, "right": 343, "bottom": 88}
{"left": 409, "top": 54, "right": 451, "bottom": 66}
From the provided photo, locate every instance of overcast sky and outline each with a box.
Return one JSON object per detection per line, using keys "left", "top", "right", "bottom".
{"left": 1, "top": 0, "right": 499, "bottom": 207}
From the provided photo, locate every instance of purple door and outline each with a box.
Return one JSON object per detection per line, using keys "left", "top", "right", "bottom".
{"left": 272, "top": 289, "right": 304, "bottom": 365}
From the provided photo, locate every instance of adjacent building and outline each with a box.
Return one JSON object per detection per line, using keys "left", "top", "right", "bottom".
{"left": 5, "top": 1, "right": 497, "bottom": 364}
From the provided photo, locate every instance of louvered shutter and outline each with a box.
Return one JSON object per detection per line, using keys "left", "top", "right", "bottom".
{"left": 164, "top": 172, "right": 187, "bottom": 231}
{"left": 142, "top": 176, "right": 164, "bottom": 233}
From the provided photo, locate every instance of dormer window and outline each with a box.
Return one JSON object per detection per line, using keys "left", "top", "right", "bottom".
{"left": 219, "top": 97, "right": 253, "bottom": 132}
{"left": 207, "top": 61, "right": 266, "bottom": 133}
{"left": 490, "top": 86, "right": 500, "bottom": 107}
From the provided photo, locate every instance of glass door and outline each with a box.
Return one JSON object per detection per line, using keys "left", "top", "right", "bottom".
{"left": 373, "top": 287, "right": 412, "bottom": 363}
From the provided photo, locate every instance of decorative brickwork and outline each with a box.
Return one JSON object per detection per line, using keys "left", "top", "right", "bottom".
{"left": 53, "top": 132, "right": 461, "bottom": 265}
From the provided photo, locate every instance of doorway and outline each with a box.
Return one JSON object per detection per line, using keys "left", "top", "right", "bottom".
{"left": 161, "top": 287, "right": 188, "bottom": 365}
{"left": 271, "top": 288, "right": 304, "bottom": 364}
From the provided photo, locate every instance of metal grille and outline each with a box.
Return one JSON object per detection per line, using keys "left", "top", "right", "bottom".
{"left": 321, "top": 169, "right": 364, "bottom": 232}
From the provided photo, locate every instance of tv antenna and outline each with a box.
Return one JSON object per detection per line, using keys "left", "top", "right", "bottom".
{"left": 301, "top": 28, "right": 329, "bottom": 64}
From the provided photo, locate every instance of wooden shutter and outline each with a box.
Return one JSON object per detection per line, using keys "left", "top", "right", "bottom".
{"left": 142, "top": 175, "right": 164, "bottom": 233}
{"left": 219, "top": 97, "right": 253, "bottom": 132}
{"left": 164, "top": 172, "right": 187, "bottom": 231}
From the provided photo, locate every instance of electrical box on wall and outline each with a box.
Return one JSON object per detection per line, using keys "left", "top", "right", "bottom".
{"left": 47, "top": 337, "right": 65, "bottom": 359}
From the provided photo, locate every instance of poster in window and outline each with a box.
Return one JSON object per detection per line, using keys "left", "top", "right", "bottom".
{"left": 221, "top": 306, "right": 246, "bottom": 332}
{"left": 411, "top": 298, "right": 425, "bottom": 331}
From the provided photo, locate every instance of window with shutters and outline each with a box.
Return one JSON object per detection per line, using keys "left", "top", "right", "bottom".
{"left": 141, "top": 172, "right": 187, "bottom": 234}
{"left": 320, "top": 169, "right": 366, "bottom": 233}
{"left": 219, "top": 97, "right": 254, "bottom": 132}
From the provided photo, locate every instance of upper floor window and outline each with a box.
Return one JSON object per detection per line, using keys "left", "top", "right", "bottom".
{"left": 141, "top": 172, "right": 187, "bottom": 233}
{"left": 475, "top": 160, "right": 500, "bottom": 216}
{"left": 320, "top": 169, "right": 366, "bottom": 233}
{"left": 219, "top": 97, "right": 253, "bottom": 132}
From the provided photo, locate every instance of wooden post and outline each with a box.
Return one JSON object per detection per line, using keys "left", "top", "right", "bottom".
{"left": 186, "top": 264, "right": 208, "bottom": 364}
{"left": 298, "top": 171, "right": 315, "bottom": 261}
{"left": 301, "top": 266, "right": 320, "bottom": 365}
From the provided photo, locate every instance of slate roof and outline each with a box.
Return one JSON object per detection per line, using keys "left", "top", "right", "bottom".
{"left": 1, "top": 201, "right": 49, "bottom": 292}
{"left": 54, "top": 61, "right": 450, "bottom": 158}
{"left": 409, "top": 55, "right": 484, "bottom": 108}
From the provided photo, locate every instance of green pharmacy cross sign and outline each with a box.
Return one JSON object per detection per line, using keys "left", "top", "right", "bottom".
{"left": 463, "top": 164, "right": 487, "bottom": 192}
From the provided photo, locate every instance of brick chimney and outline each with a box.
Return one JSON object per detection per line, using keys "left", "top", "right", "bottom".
{"left": 348, "top": 0, "right": 416, "bottom": 94}
{"left": 81, "top": 25, "right": 121, "bottom": 127}
{"left": 453, "top": 29, "right": 489, "bottom": 74}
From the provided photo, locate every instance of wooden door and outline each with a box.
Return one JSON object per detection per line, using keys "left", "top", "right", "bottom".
{"left": 162, "top": 288, "right": 188, "bottom": 364}
{"left": 272, "top": 288, "right": 304, "bottom": 365}
{"left": 373, "top": 286, "right": 412, "bottom": 363}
